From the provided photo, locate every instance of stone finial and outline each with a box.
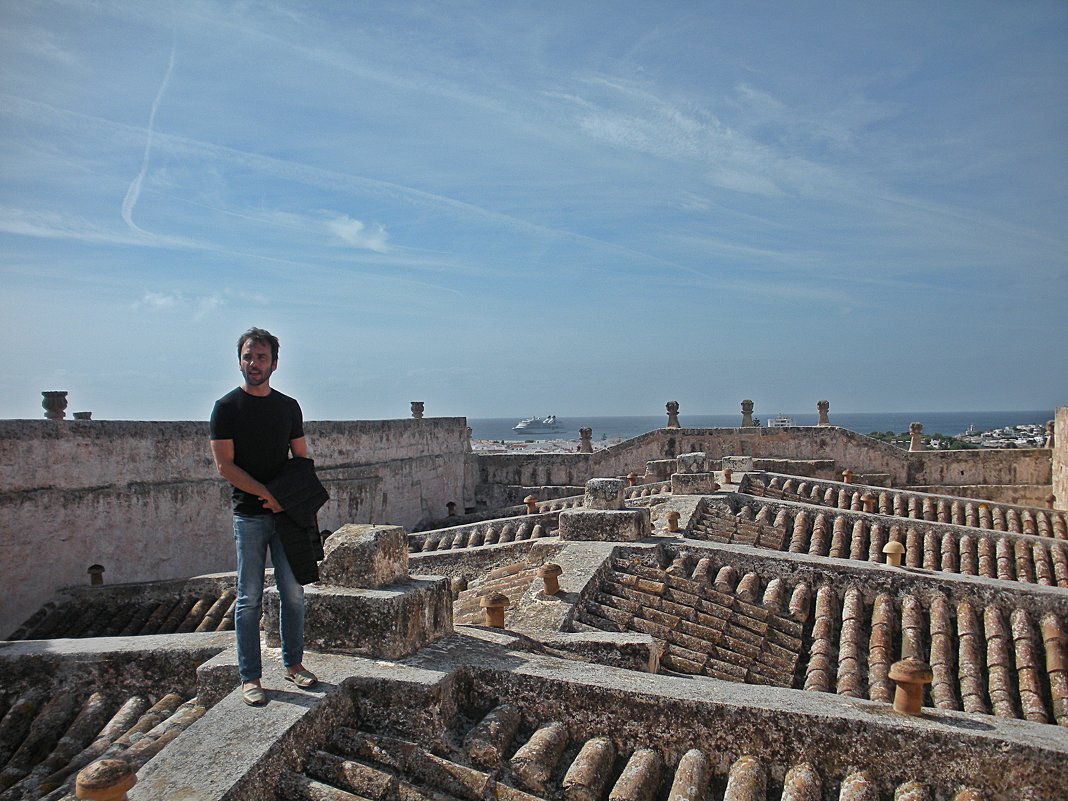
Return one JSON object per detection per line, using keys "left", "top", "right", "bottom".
{"left": 741, "top": 399, "right": 754, "bottom": 427}
{"left": 579, "top": 427, "right": 593, "bottom": 454}
{"left": 75, "top": 759, "right": 136, "bottom": 800}
{"left": 888, "top": 658, "right": 933, "bottom": 715}
{"left": 523, "top": 495, "right": 538, "bottom": 514}
{"left": 817, "top": 400, "right": 830, "bottom": 426}
{"left": 88, "top": 564, "right": 105, "bottom": 586}
{"left": 722, "top": 467, "right": 733, "bottom": 484}
{"left": 882, "top": 540, "right": 906, "bottom": 567}
{"left": 537, "top": 563, "right": 563, "bottom": 595}
{"left": 842, "top": 469, "right": 854, "bottom": 485}
{"left": 908, "top": 422, "right": 924, "bottom": 452}
{"left": 447, "top": 501, "right": 457, "bottom": 517}
{"left": 410, "top": 401, "right": 424, "bottom": 419}
{"left": 480, "top": 592, "right": 510, "bottom": 627}
{"left": 583, "top": 478, "right": 625, "bottom": 511}
{"left": 42, "top": 390, "right": 68, "bottom": 420}
{"left": 666, "top": 401, "right": 680, "bottom": 429}
{"left": 666, "top": 510, "right": 681, "bottom": 533}
{"left": 861, "top": 493, "right": 875, "bottom": 513}
{"left": 1046, "top": 420, "right": 1055, "bottom": 449}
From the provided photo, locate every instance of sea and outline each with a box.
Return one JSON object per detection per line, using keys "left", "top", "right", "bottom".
{"left": 468, "top": 410, "right": 1054, "bottom": 443}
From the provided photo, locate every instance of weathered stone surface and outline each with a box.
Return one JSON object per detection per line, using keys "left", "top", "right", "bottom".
{"left": 463, "top": 703, "right": 521, "bottom": 768}
{"left": 319, "top": 524, "right": 409, "bottom": 589}
{"left": 676, "top": 453, "right": 707, "bottom": 474}
{"left": 0, "top": 417, "right": 469, "bottom": 638}
{"left": 583, "top": 479, "right": 625, "bottom": 510}
{"left": 562, "top": 736, "right": 616, "bottom": 801}
{"left": 609, "top": 747, "right": 661, "bottom": 801}
{"left": 558, "top": 509, "right": 651, "bottom": 542}
{"left": 667, "top": 748, "right": 710, "bottom": 801}
{"left": 721, "top": 456, "right": 755, "bottom": 473}
{"left": 671, "top": 473, "right": 720, "bottom": 495}
{"left": 265, "top": 577, "right": 452, "bottom": 658}
{"left": 1055, "top": 406, "right": 1067, "bottom": 510}
{"left": 510, "top": 721, "right": 568, "bottom": 793}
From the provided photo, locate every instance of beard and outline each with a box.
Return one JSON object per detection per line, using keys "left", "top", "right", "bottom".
{"left": 242, "top": 366, "right": 273, "bottom": 386}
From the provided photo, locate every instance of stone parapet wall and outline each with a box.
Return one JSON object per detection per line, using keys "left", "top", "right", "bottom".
{"left": 0, "top": 418, "right": 468, "bottom": 492}
{"left": 0, "top": 420, "right": 216, "bottom": 492}
{"left": 1055, "top": 406, "right": 1068, "bottom": 510}
{"left": 474, "top": 426, "right": 1053, "bottom": 498}
{"left": 0, "top": 417, "right": 468, "bottom": 638}
{"left": 914, "top": 446, "right": 1052, "bottom": 488}
{"left": 598, "top": 427, "right": 909, "bottom": 481}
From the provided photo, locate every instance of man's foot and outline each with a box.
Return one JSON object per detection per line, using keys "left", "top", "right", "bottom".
{"left": 242, "top": 681, "right": 267, "bottom": 706}
{"left": 284, "top": 665, "right": 318, "bottom": 689}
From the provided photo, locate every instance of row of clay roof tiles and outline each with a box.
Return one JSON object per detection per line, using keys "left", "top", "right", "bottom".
{"left": 574, "top": 551, "right": 1068, "bottom": 728}
{"left": 0, "top": 690, "right": 201, "bottom": 800}
{"left": 454, "top": 563, "right": 541, "bottom": 626}
{"left": 695, "top": 500, "right": 1068, "bottom": 588}
{"left": 7, "top": 589, "right": 237, "bottom": 642}
{"left": 282, "top": 701, "right": 990, "bottom": 801}
{"left": 745, "top": 473, "right": 1068, "bottom": 537}
{"left": 577, "top": 559, "right": 801, "bottom": 687}
{"left": 410, "top": 484, "right": 673, "bottom": 551}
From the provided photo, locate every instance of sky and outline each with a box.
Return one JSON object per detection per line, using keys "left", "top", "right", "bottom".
{"left": 2, "top": 1, "right": 1066, "bottom": 421}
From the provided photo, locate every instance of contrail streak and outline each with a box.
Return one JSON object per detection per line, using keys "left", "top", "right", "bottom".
{"left": 122, "top": 40, "right": 176, "bottom": 233}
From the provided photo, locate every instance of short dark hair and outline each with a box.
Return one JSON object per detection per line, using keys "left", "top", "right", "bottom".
{"left": 237, "top": 327, "right": 279, "bottom": 363}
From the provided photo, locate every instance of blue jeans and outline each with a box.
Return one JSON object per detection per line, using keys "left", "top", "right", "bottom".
{"left": 233, "top": 513, "right": 305, "bottom": 682}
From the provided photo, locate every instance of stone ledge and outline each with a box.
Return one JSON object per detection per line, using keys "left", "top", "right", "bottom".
{"left": 133, "top": 652, "right": 367, "bottom": 801}
{"left": 671, "top": 472, "right": 720, "bottom": 495}
{"left": 0, "top": 632, "right": 233, "bottom": 699}
{"left": 558, "top": 508, "right": 651, "bottom": 541}
{"left": 265, "top": 576, "right": 453, "bottom": 659}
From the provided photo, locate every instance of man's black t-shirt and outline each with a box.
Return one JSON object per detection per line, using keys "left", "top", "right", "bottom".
{"left": 210, "top": 387, "right": 304, "bottom": 516}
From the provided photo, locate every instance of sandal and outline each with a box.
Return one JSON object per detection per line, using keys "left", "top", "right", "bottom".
{"left": 284, "top": 667, "right": 318, "bottom": 689}
{"left": 242, "top": 684, "right": 266, "bottom": 706}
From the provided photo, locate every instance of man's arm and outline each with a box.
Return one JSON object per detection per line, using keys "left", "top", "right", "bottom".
{"left": 290, "top": 436, "right": 309, "bottom": 458}
{"left": 210, "top": 439, "right": 283, "bottom": 513}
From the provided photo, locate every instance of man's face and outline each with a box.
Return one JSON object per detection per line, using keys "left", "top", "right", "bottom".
{"left": 239, "top": 340, "right": 276, "bottom": 387}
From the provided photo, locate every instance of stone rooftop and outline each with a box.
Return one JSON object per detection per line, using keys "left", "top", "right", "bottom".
{"left": 2, "top": 452, "right": 1067, "bottom": 800}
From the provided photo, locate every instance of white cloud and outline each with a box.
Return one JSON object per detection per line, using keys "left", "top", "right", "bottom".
{"left": 193, "top": 294, "right": 223, "bottom": 321}
{"left": 140, "top": 291, "right": 180, "bottom": 309}
{"left": 327, "top": 214, "right": 390, "bottom": 252}
{"left": 134, "top": 291, "right": 225, "bottom": 320}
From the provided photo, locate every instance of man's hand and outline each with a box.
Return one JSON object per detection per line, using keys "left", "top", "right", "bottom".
{"left": 259, "top": 493, "right": 283, "bottom": 513}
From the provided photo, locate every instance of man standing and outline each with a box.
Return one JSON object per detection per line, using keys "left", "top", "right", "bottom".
{"left": 210, "top": 327, "right": 318, "bottom": 706}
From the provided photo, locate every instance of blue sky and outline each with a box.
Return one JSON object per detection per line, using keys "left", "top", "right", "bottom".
{"left": 2, "top": 2, "right": 1066, "bottom": 421}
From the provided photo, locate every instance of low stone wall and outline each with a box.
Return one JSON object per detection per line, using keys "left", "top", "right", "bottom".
{"left": 915, "top": 446, "right": 1052, "bottom": 489}
{"left": 0, "top": 418, "right": 468, "bottom": 638}
{"left": 474, "top": 427, "right": 1053, "bottom": 502}
{"left": 1055, "top": 406, "right": 1067, "bottom": 510}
